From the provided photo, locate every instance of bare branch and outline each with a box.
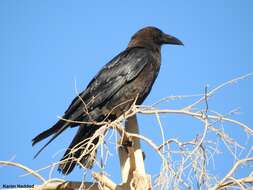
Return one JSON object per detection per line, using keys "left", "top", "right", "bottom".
{"left": 0, "top": 161, "right": 45, "bottom": 183}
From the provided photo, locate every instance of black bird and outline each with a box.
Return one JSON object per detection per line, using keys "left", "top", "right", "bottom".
{"left": 32, "top": 26, "right": 183, "bottom": 175}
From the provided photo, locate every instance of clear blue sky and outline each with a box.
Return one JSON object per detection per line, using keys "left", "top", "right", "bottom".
{"left": 1, "top": 0, "right": 253, "bottom": 187}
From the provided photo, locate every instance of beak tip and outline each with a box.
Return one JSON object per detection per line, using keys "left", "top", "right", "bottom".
{"left": 163, "top": 33, "right": 184, "bottom": 46}
{"left": 179, "top": 41, "right": 184, "bottom": 46}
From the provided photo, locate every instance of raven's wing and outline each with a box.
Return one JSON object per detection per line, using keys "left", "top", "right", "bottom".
{"left": 32, "top": 47, "right": 152, "bottom": 156}
{"left": 64, "top": 47, "right": 151, "bottom": 120}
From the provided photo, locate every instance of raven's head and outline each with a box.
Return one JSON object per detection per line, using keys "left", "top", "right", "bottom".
{"left": 128, "top": 26, "right": 183, "bottom": 49}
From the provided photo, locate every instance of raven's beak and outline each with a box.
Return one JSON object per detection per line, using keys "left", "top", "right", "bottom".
{"left": 162, "top": 33, "right": 184, "bottom": 45}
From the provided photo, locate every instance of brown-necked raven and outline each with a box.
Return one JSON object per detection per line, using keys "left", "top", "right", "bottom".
{"left": 32, "top": 26, "right": 183, "bottom": 175}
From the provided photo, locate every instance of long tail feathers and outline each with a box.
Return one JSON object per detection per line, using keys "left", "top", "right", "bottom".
{"left": 32, "top": 120, "right": 100, "bottom": 175}
{"left": 33, "top": 122, "right": 69, "bottom": 159}
{"left": 32, "top": 120, "right": 65, "bottom": 146}
{"left": 58, "top": 125, "right": 99, "bottom": 175}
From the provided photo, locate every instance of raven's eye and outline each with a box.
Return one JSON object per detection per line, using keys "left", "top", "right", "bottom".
{"left": 154, "top": 33, "right": 163, "bottom": 44}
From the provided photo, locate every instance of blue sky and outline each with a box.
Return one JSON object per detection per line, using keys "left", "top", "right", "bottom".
{"left": 1, "top": 0, "right": 253, "bottom": 188}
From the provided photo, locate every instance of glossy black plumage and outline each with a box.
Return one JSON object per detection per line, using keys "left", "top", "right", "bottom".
{"left": 32, "top": 26, "right": 183, "bottom": 175}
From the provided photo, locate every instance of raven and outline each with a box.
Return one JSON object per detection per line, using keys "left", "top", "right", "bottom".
{"left": 32, "top": 26, "right": 183, "bottom": 175}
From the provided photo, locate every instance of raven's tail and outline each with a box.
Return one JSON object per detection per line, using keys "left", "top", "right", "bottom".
{"left": 32, "top": 120, "right": 66, "bottom": 146}
{"left": 58, "top": 125, "right": 99, "bottom": 175}
{"left": 32, "top": 120, "right": 69, "bottom": 158}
